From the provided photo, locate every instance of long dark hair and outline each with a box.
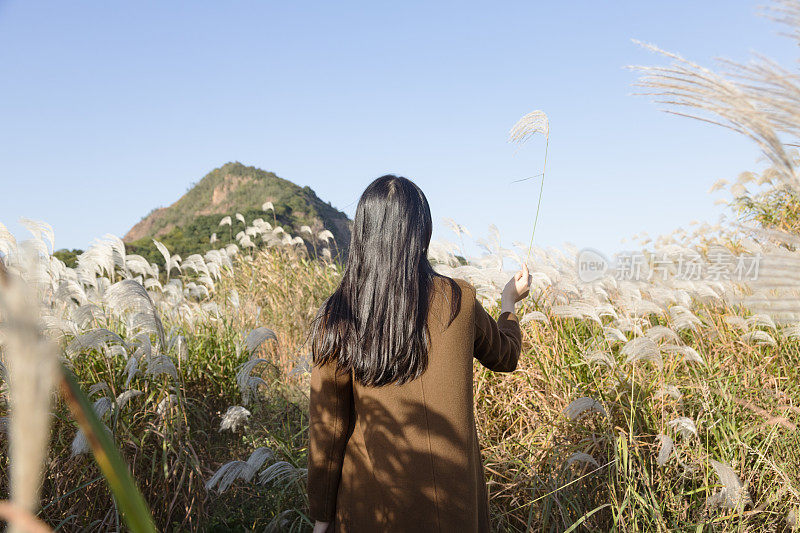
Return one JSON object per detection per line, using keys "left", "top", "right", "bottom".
{"left": 310, "top": 175, "right": 462, "bottom": 387}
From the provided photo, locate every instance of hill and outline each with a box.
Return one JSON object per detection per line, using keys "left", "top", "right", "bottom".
{"left": 122, "top": 162, "right": 352, "bottom": 264}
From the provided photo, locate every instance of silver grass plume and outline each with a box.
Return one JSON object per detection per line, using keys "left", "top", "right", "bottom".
{"left": 520, "top": 310, "right": 549, "bottom": 325}
{"left": 707, "top": 459, "right": 752, "bottom": 512}
{"left": 562, "top": 397, "right": 607, "bottom": 420}
{"left": 0, "top": 221, "right": 18, "bottom": 256}
{"left": 508, "top": 110, "right": 550, "bottom": 263}
{"left": 668, "top": 416, "right": 698, "bottom": 438}
{"left": 583, "top": 349, "right": 616, "bottom": 368}
{"left": 71, "top": 397, "right": 114, "bottom": 458}
{"left": 564, "top": 452, "right": 599, "bottom": 469}
{"left": 0, "top": 258, "right": 59, "bottom": 528}
{"left": 114, "top": 389, "right": 143, "bottom": 413}
{"left": 258, "top": 460, "right": 307, "bottom": 488}
{"left": 153, "top": 239, "right": 182, "bottom": 280}
{"left": 104, "top": 279, "right": 166, "bottom": 349}
{"left": 621, "top": 337, "right": 663, "bottom": 369}
{"left": 654, "top": 385, "right": 683, "bottom": 401}
{"left": 264, "top": 510, "right": 297, "bottom": 533}
{"left": 243, "top": 326, "right": 277, "bottom": 355}
{"left": 236, "top": 358, "right": 270, "bottom": 405}
{"left": 739, "top": 330, "right": 778, "bottom": 346}
{"left": 219, "top": 406, "right": 251, "bottom": 432}
{"left": 661, "top": 344, "right": 705, "bottom": 365}
{"left": 205, "top": 447, "right": 274, "bottom": 493}
{"left": 632, "top": 40, "right": 797, "bottom": 189}
{"left": 656, "top": 434, "right": 674, "bottom": 467}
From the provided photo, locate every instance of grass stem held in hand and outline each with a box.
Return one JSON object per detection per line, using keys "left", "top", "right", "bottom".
{"left": 508, "top": 110, "right": 550, "bottom": 264}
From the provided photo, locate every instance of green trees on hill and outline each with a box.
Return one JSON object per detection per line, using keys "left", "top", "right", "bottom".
{"left": 125, "top": 206, "right": 331, "bottom": 266}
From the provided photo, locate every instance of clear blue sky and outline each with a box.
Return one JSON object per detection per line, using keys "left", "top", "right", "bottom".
{"left": 0, "top": 1, "right": 793, "bottom": 257}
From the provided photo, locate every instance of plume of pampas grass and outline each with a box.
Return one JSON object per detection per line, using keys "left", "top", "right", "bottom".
{"left": 509, "top": 110, "right": 550, "bottom": 146}
{"left": 66, "top": 328, "right": 126, "bottom": 356}
{"left": 520, "top": 310, "right": 549, "bottom": 325}
{"left": 104, "top": 279, "right": 166, "bottom": 349}
{"left": 508, "top": 110, "right": 551, "bottom": 262}
{"left": 614, "top": 316, "right": 646, "bottom": 336}
{"left": 724, "top": 315, "right": 749, "bottom": 330}
{"left": 654, "top": 385, "right": 683, "bottom": 401}
{"left": 550, "top": 302, "right": 602, "bottom": 325}
{"left": 562, "top": 397, "right": 607, "bottom": 420}
{"left": 114, "top": 389, "right": 143, "bottom": 413}
{"left": 644, "top": 325, "right": 680, "bottom": 344}
{"left": 88, "top": 381, "right": 110, "bottom": 396}
{"left": 153, "top": 240, "right": 182, "bottom": 280}
{"left": 661, "top": 344, "right": 705, "bottom": 365}
{"left": 668, "top": 416, "right": 698, "bottom": 438}
{"left": 622, "top": 337, "right": 663, "bottom": 369}
{"left": 156, "top": 393, "right": 178, "bottom": 419}
{"left": 0, "top": 221, "right": 17, "bottom": 256}
{"left": 205, "top": 447, "right": 274, "bottom": 493}
{"left": 258, "top": 461, "right": 307, "bottom": 488}
{"left": 628, "top": 299, "right": 665, "bottom": 318}
{"left": 236, "top": 359, "right": 270, "bottom": 405}
{"left": 145, "top": 354, "right": 178, "bottom": 379}
{"left": 707, "top": 459, "right": 752, "bottom": 511}
{"left": 746, "top": 313, "right": 777, "bottom": 330}
{"left": 71, "top": 397, "right": 114, "bottom": 458}
{"left": 583, "top": 350, "right": 616, "bottom": 368}
{"left": 630, "top": 41, "right": 798, "bottom": 190}
{"left": 739, "top": 330, "right": 778, "bottom": 346}
{"left": 564, "top": 452, "right": 599, "bottom": 469}
{"left": 219, "top": 406, "right": 251, "bottom": 432}
{"left": 0, "top": 261, "right": 59, "bottom": 526}
{"left": 603, "top": 327, "right": 628, "bottom": 344}
{"left": 669, "top": 305, "right": 702, "bottom": 331}
{"left": 18, "top": 218, "right": 55, "bottom": 254}
{"left": 243, "top": 327, "right": 277, "bottom": 355}
{"left": 781, "top": 323, "right": 800, "bottom": 339}
{"left": 656, "top": 434, "right": 674, "bottom": 467}
{"left": 264, "top": 510, "right": 297, "bottom": 533}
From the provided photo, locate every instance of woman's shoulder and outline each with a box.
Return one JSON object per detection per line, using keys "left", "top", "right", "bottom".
{"left": 433, "top": 273, "right": 470, "bottom": 289}
{"left": 431, "top": 275, "right": 476, "bottom": 309}
{"left": 440, "top": 275, "right": 475, "bottom": 293}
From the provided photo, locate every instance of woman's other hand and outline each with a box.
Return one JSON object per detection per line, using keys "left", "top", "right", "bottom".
{"left": 313, "top": 521, "right": 330, "bottom": 533}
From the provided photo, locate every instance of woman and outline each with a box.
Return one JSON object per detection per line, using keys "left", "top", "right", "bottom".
{"left": 308, "top": 175, "right": 530, "bottom": 532}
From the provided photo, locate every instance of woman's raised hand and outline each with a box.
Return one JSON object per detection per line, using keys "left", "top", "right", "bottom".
{"left": 500, "top": 263, "right": 531, "bottom": 314}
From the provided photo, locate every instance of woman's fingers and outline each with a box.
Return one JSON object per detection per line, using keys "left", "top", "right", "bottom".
{"left": 518, "top": 264, "right": 531, "bottom": 300}
{"left": 503, "top": 264, "right": 532, "bottom": 303}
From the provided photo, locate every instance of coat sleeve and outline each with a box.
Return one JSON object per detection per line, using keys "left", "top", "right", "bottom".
{"left": 307, "top": 359, "right": 354, "bottom": 522}
{"left": 473, "top": 297, "right": 522, "bottom": 372}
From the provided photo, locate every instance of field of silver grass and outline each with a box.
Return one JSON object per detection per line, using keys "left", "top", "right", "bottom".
{"left": 2, "top": 1, "right": 800, "bottom": 530}
{"left": 0, "top": 178, "right": 798, "bottom": 531}
{"left": 0, "top": 218, "right": 344, "bottom": 531}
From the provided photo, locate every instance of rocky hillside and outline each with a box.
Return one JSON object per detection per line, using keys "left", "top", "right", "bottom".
{"left": 123, "top": 162, "right": 351, "bottom": 262}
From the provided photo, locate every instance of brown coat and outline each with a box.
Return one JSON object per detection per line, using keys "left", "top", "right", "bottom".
{"left": 308, "top": 276, "right": 522, "bottom": 532}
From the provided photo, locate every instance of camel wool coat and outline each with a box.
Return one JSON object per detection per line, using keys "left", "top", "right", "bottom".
{"left": 308, "top": 276, "right": 522, "bottom": 532}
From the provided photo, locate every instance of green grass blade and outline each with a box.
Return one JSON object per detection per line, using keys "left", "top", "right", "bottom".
{"left": 59, "top": 364, "right": 157, "bottom": 533}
